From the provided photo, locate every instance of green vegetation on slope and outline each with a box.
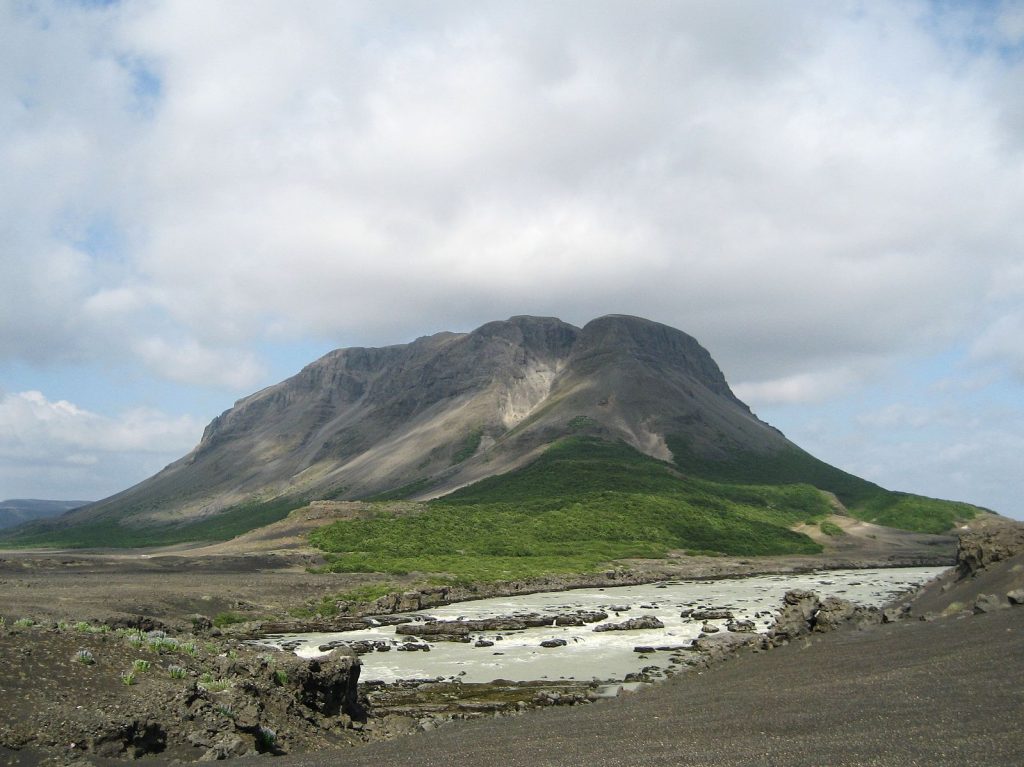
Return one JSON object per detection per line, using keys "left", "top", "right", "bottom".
{"left": 0, "top": 496, "right": 307, "bottom": 549}
{"left": 667, "top": 437, "right": 979, "bottom": 534}
{"left": 309, "top": 438, "right": 827, "bottom": 580}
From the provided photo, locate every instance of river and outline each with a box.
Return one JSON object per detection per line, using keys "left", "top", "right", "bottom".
{"left": 258, "top": 566, "right": 946, "bottom": 684}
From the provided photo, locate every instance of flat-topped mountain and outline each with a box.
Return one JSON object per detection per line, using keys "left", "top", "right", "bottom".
{"left": 5, "top": 315, "right": 984, "bottom": 548}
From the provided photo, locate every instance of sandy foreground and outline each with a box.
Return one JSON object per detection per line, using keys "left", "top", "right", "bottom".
{"left": 0, "top": 517, "right": 1021, "bottom": 766}
{"left": 274, "top": 605, "right": 1023, "bottom": 767}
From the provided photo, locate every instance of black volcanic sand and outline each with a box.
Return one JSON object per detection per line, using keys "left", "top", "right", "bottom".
{"left": 1, "top": 528, "right": 1021, "bottom": 766}
{"left": 268, "top": 607, "right": 1024, "bottom": 767}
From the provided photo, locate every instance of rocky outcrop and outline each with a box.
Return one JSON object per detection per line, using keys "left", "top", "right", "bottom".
{"left": 272, "top": 649, "right": 364, "bottom": 720}
{"left": 767, "top": 590, "right": 880, "bottom": 646}
{"left": 956, "top": 525, "right": 1024, "bottom": 578}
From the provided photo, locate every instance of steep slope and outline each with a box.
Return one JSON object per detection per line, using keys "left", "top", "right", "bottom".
{"left": 1, "top": 314, "right": 983, "bottom": 548}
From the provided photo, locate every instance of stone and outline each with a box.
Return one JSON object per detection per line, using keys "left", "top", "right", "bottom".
{"left": 813, "top": 596, "right": 857, "bottom": 632}
{"left": 973, "top": 593, "right": 1006, "bottom": 614}
{"left": 726, "top": 619, "right": 756, "bottom": 633}
{"left": 1007, "top": 589, "right": 1024, "bottom": 605}
{"left": 691, "top": 609, "right": 733, "bottom": 621}
{"left": 957, "top": 526, "right": 1024, "bottom": 578}
{"left": 882, "top": 605, "right": 910, "bottom": 623}
{"left": 592, "top": 615, "right": 665, "bottom": 632}
{"left": 540, "top": 638, "right": 567, "bottom": 648}
{"left": 199, "top": 735, "right": 250, "bottom": 761}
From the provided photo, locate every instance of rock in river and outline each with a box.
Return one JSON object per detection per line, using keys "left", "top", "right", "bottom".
{"left": 593, "top": 616, "right": 665, "bottom": 632}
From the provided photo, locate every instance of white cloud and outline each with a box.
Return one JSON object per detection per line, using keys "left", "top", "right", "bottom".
{"left": 5, "top": 1, "right": 1023, "bottom": 383}
{"left": 0, "top": 390, "right": 203, "bottom": 500}
{"left": 133, "top": 337, "right": 266, "bottom": 390}
{"left": 3, "top": 1, "right": 1024, "bottom": 510}
{"left": 734, "top": 368, "right": 861, "bottom": 406}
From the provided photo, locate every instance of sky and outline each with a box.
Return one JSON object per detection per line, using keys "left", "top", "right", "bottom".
{"left": 1, "top": 0, "right": 1022, "bottom": 519}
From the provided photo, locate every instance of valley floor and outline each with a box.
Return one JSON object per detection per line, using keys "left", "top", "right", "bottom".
{"left": 0, "top": 519, "right": 1019, "bottom": 766}
{"left": 276, "top": 602, "right": 1024, "bottom": 767}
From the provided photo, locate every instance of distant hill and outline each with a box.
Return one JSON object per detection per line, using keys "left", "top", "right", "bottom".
{"left": 0, "top": 499, "right": 90, "bottom": 531}
{"left": 0, "top": 315, "right": 986, "bottom": 551}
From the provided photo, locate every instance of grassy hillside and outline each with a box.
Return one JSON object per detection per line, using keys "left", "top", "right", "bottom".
{"left": 667, "top": 437, "right": 981, "bottom": 534}
{"left": 1, "top": 434, "right": 978, "bottom": 558}
{"left": 309, "top": 438, "right": 829, "bottom": 580}
{"left": 0, "top": 496, "right": 307, "bottom": 549}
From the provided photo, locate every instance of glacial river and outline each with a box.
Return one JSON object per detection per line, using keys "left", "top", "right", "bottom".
{"left": 259, "top": 566, "right": 946, "bottom": 684}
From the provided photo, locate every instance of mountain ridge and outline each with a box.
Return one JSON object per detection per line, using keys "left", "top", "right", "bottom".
{"left": 1, "top": 314, "right": 984, "bottom": 548}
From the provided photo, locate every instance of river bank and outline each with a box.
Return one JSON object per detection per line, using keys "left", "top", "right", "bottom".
{"left": 1, "top": 518, "right": 1017, "bottom": 764}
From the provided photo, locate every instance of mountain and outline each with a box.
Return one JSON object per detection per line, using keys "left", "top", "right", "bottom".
{"left": 2, "top": 315, "right": 983, "bottom": 549}
{"left": 0, "top": 499, "right": 90, "bottom": 530}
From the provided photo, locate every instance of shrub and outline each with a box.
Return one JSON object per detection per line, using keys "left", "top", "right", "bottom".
{"left": 819, "top": 521, "right": 844, "bottom": 537}
{"left": 147, "top": 636, "right": 180, "bottom": 653}
{"left": 256, "top": 727, "right": 277, "bottom": 751}
{"left": 213, "top": 612, "right": 248, "bottom": 628}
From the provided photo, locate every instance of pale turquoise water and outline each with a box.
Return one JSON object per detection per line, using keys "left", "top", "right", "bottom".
{"left": 259, "top": 566, "right": 945, "bottom": 683}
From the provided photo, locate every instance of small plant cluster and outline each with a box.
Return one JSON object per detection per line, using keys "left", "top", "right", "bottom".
{"left": 198, "top": 672, "right": 231, "bottom": 693}
{"left": 74, "top": 621, "right": 110, "bottom": 635}
{"left": 167, "top": 664, "right": 187, "bottom": 679}
{"left": 74, "top": 649, "right": 95, "bottom": 665}
{"left": 256, "top": 726, "right": 277, "bottom": 752}
{"left": 819, "top": 520, "right": 845, "bottom": 537}
{"left": 212, "top": 612, "right": 249, "bottom": 628}
{"left": 147, "top": 631, "right": 181, "bottom": 653}
{"left": 13, "top": 618, "right": 35, "bottom": 629}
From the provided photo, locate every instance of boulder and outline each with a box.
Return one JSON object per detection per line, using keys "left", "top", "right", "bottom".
{"left": 813, "top": 596, "right": 858, "bottom": 632}
{"left": 726, "top": 619, "right": 756, "bottom": 633}
{"left": 1007, "top": 589, "right": 1024, "bottom": 606}
{"left": 957, "top": 526, "right": 1024, "bottom": 578}
{"left": 592, "top": 616, "right": 665, "bottom": 632}
{"left": 540, "top": 638, "right": 568, "bottom": 648}
{"left": 973, "top": 593, "right": 1007, "bottom": 614}
{"left": 691, "top": 609, "right": 733, "bottom": 621}
{"left": 272, "top": 647, "right": 365, "bottom": 720}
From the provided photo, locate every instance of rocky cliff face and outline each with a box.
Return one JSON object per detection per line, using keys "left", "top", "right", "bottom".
{"left": 61, "top": 315, "right": 792, "bottom": 526}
